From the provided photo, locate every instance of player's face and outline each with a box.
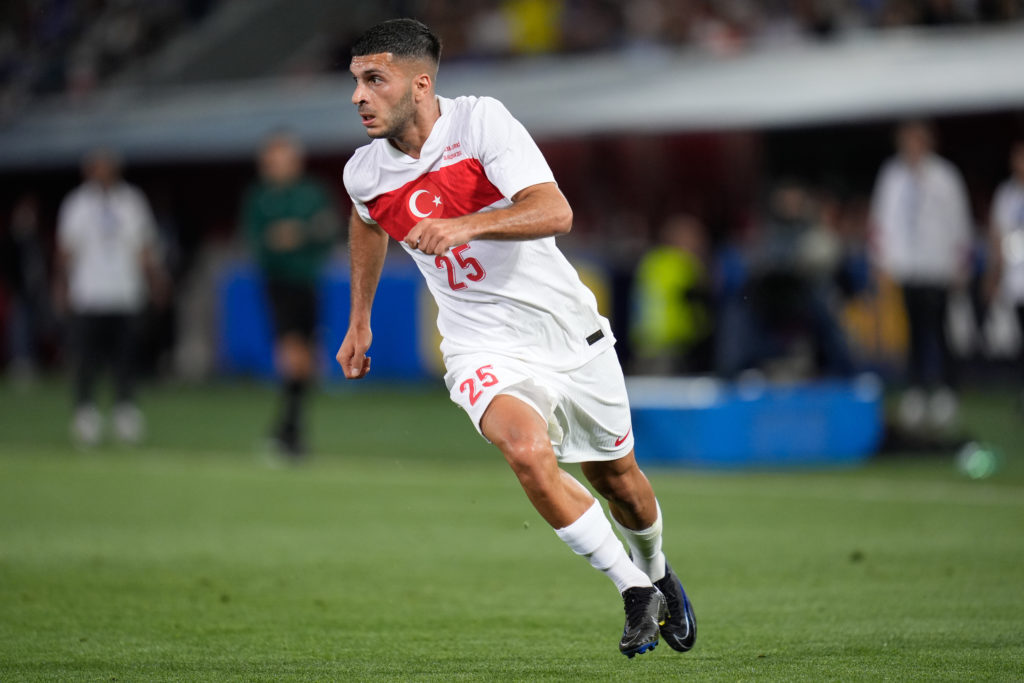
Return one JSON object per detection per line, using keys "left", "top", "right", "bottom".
{"left": 350, "top": 53, "right": 417, "bottom": 140}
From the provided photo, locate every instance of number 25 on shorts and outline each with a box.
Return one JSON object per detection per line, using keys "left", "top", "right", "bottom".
{"left": 460, "top": 364, "right": 498, "bottom": 406}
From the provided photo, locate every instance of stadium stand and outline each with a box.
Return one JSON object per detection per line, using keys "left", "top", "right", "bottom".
{"left": 0, "top": 0, "right": 223, "bottom": 115}
{"left": 3, "top": 1, "right": 1023, "bottom": 118}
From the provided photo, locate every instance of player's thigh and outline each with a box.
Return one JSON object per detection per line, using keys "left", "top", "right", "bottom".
{"left": 554, "top": 349, "right": 634, "bottom": 463}
{"left": 480, "top": 394, "right": 557, "bottom": 471}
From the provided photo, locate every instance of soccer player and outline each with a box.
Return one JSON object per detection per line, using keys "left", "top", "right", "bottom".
{"left": 243, "top": 132, "right": 339, "bottom": 458}
{"left": 336, "top": 19, "right": 696, "bottom": 657}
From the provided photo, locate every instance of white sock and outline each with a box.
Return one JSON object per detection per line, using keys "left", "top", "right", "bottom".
{"left": 555, "top": 499, "right": 652, "bottom": 594}
{"left": 612, "top": 500, "right": 667, "bottom": 582}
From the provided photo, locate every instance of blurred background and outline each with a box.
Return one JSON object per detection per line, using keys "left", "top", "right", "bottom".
{"left": 5, "top": 6, "right": 1024, "bottom": 677}
{"left": 1, "top": 0, "right": 1024, "bottom": 466}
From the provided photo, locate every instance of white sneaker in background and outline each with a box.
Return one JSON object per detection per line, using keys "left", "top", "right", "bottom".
{"left": 928, "top": 387, "right": 959, "bottom": 431}
{"left": 113, "top": 403, "right": 145, "bottom": 444}
{"left": 897, "top": 389, "right": 927, "bottom": 431}
{"left": 72, "top": 405, "right": 103, "bottom": 446}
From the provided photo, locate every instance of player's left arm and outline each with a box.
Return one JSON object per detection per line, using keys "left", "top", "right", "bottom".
{"left": 404, "top": 181, "right": 571, "bottom": 256}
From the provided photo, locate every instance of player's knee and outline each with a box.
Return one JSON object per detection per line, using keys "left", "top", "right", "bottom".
{"left": 277, "top": 337, "right": 312, "bottom": 377}
{"left": 498, "top": 435, "right": 553, "bottom": 482}
{"left": 502, "top": 437, "right": 548, "bottom": 471}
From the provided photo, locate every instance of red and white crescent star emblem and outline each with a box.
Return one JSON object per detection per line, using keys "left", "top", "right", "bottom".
{"left": 408, "top": 189, "right": 442, "bottom": 218}
{"left": 407, "top": 175, "right": 444, "bottom": 220}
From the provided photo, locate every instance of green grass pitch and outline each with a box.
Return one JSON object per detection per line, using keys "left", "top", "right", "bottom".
{"left": 1, "top": 380, "right": 1022, "bottom": 681}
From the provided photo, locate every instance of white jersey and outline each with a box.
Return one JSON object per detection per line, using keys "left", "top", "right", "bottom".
{"left": 57, "top": 180, "right": 157, "bottom": 314}
{"left": 344, "top": 95, "right": 613, "bottom": 369}
{"left": 870, "top": 153, "right": 971, "bottom": 285}
{"left": 992, "top": 177, "right": 1024, "bottom": 302}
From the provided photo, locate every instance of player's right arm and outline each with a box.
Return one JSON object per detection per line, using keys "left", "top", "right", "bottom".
{"left": 336, "top": 206, "right": 388, "bottom": 379}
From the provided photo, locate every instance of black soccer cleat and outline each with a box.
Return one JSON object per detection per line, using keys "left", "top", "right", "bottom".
{"left": 619, "top": 586, "right": 667, "bottom": 658}
{"left": 654, "top": 560, "right": 697, "bottom": 652}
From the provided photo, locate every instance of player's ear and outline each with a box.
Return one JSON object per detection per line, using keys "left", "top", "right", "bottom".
{"left": 412, "top": 72, "right": 433, "bottom": 101}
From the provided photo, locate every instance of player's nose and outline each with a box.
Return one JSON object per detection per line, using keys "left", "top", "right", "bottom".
{"left": 351, "top": 84, "right": 366, "bottom": 105}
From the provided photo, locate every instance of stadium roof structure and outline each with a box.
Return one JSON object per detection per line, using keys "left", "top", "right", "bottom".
{"left": 2, "top": 25, "right": 1023, "bottom": 169}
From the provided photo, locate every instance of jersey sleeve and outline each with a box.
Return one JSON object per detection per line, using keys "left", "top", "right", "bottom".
{"left": 343, "top": 156, "right": 378, "bottom": 225}
{"left": 469, "top": 97, "right": 556, "bottom": 200}
{"left": 350, "top": 195, "right": 375, "bottom": 224}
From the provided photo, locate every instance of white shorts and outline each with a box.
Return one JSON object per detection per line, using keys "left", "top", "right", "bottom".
{"left": 444, "top": 347, "right": 634, "bottom": 463}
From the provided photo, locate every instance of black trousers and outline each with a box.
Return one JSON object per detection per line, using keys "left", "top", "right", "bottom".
{"left": 901, "top": 284, "right": 955, "bottom": 390}
{"left": 266, "top": 280, "right": 318, "bottom": 340}
{"left": 73, "top": 313, "right": 139, "bottom": 407}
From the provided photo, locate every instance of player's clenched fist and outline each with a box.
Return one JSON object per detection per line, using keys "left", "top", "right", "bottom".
{"left": 336, "top": 325, "right": 372, "bottom": 379}
{"left": 404, "top": 216, "right": 474, "bottom": 255}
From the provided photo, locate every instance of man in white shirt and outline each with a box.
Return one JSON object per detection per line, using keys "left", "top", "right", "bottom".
{"left": 337, "top": 19, "right": 695, "bottom": 657}
{"left": 870, "top": 121, "right": 971, "bottom": 430}
{"left": 987, "top": 139, "right": 1024, "bottom": 407}
{"left": 55, "top": 149, "right": 165, "bottom": 446}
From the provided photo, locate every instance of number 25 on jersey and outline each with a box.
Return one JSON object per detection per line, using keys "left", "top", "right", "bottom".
{"left": 436, "top": 244, "right": 486, "bottom": 291}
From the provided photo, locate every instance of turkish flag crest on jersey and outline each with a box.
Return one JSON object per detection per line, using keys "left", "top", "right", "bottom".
{"left": 407, "top": 176, "right": 444, "bottom": 221}
{"left": 366, "top": 158, "right": 505, "bottom": 241}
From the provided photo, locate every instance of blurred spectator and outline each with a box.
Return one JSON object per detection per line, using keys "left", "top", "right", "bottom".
{"left": 870, "top": 120, "right": 971, "bottom": 431}
{"left": 718, "top": 181, "right": 855, "bottom": 379}
{"left": 1, "top": 194, "right": 53, "bottom": 383}
{"left": 7, "top": 0, "right": 1021, "bottom": 110}
{"left": 506, "top": 0, "right": 565, "bottom": 54}
{"left": 0, "top": 0, "right": 222, "bottom": 113}
{"left": 55, "top": 149, "right": 167, "bottom": 446}
{"left": 561, "top": 0, "right": 622, "bottom": 53}
{"left": 311, "top": 0, "right": 1024, "bottom": 68}
{"left": 977, "top": 0, "right": 1024, "bottom": 21}
{"left": 243, "top": 132, "right": 338, "bottom": 459}
{"left": 630, "top": 214, "right": 713, "bottom": 374}
{"left": 986, "top": 139, "right": 1024, "bottom": 407}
